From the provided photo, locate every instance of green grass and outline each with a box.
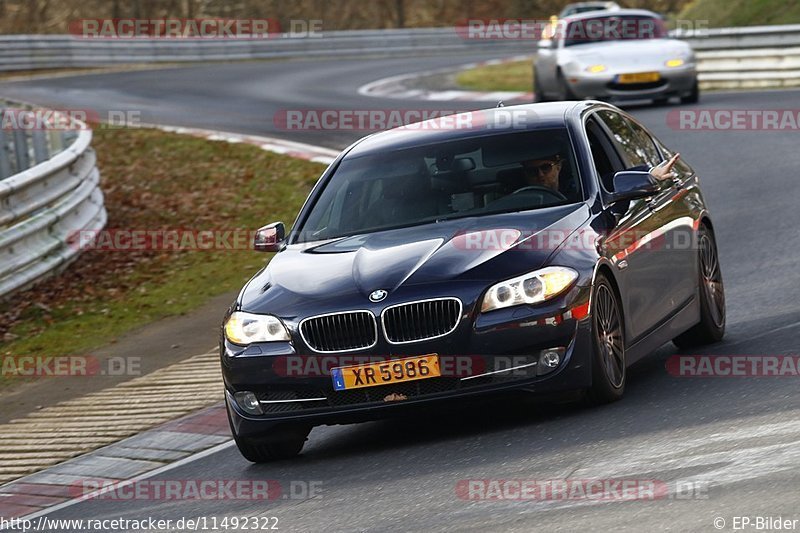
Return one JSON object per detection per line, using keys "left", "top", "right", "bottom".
{"left": 0, "top": 127, "right": 326, "bottom": 363}
{"left": 678, "top": 0, "right": 800, "bottom": 27}
{"left": 455, "top": 60, "right": 533, "bottom": 93}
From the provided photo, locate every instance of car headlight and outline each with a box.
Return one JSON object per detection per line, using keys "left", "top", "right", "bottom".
{"left": 481, "top": 266, "right": 578, "bottom": 313}
{"left": 665, "top": 58, "right": 685, "bottom": 68}
{"left": 224, "top": 311, "right": 290, "bottom": 344}
{"left": 585, "top": 64, "right": 607, "bottom": 73}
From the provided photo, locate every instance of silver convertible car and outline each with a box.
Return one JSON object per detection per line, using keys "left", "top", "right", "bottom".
{"left": 534, "top": 9, "right": 699, "bottom": 104}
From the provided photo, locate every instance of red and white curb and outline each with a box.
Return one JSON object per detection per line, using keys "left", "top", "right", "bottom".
{"left": 357, "top": 55, "right": 534, "bottom": 103}
{"left": 142, "top": 124, "right": 340, "bottom": 164}
{"left": 0, "top": 404, "right": 231, "bottom": 520}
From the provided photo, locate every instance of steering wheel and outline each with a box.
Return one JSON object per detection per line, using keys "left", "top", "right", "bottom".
{"left": 512, "top": 185, "right": 567, "bottom": 202}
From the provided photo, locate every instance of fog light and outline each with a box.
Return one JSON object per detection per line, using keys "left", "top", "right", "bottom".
{"left": 234, "top": 391, "right": 263, "bottom": 415}
{"left": 537, "top": 348, "right": 564, "bottom": 375}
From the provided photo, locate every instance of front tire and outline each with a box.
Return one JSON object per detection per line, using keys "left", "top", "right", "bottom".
{"left": 233, "top": 428, "right": 309, "bottom": 463}
{"left": 533, "top": 69, "right": 548, "bottom": 102}
{"left": 673, "top": 225, "right": 725, "bottom": 348}
{"left": 587, "top": 273, "right": 626, "bottom": 404}
{"left": 226, "top": 399, "right": 310, "bottom": 462}
{"left": 680, "top": 80, "right": 700, "bottom": 104}
{"left": 556, "top": 71, "right": 577, "bottom": 101}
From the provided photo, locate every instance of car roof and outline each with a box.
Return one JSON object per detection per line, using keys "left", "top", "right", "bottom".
{"left": 564, "top": 1, "right": 617, "bottom": 8}
{"left": 561, "top": 8, "right": 662, "bottom": 22}
{"left": 344, "top": 102, "right": 587, "bottom": 158}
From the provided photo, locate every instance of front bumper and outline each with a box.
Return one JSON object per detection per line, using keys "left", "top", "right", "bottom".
{"left": 221, "top": 287, "right": 594, "bottom": 439}
{"left": 567, "top": 67, "right": 697, "bottom": 101}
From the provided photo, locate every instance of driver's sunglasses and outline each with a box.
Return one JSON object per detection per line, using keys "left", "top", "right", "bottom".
{"left": 524, "top": 160, "right": 559, "bottom": 175}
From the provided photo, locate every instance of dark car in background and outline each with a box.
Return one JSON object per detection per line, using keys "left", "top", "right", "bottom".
{"left": 221, "top": 101, "right": 725, "bottom": 462}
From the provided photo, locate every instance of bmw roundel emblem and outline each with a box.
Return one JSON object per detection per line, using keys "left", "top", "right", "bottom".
{"left": 369, "top": 289, "right": 388, "bottom": 302}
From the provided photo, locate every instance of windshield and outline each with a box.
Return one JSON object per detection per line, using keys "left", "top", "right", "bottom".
{"left": 295, "top": 129, "right": 582, "bottom": 243}
{"left": 563, "top": 15, "right": 667, "bottom": 47}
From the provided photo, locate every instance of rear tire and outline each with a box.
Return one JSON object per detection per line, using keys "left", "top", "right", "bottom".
{"left": 673, "top": 225, "right": 725, "bottom": 348}
{"left": 587, "top": 273, "right": 626, "bottom": 405}
{"left": 680, "top": 80, "right": 700, "bottom": 104}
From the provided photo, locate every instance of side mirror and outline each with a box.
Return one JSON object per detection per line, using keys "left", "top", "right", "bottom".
{"left": 253, "top": 222, "right": 286, "bottom": 252}
{"left": 608, "top": 171, "right": 659, "bottom": 204}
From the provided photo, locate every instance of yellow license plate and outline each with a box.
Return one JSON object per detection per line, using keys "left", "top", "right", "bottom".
{"left": 618, "top": 72, "right": 661, "bottom": 84}
{"left": 331, "top": 354, "right": 440, "bottom": 391}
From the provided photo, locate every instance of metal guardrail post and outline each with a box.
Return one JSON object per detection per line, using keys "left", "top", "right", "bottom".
{"left": 31, "top": 130, "right": 50, "bottom": 164}
{"left": 12, "top": 129, "right": 30, "bottom": 172}
{"left": 0, "top": 130, "right": 12, "bottom": 179}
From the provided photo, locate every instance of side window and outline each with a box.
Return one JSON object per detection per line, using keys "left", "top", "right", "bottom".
{"left": 624, "top": 119, "right": 662, "bottom": 167}
{"left": 585, "top": 117, "right": 625, "bottom": 192}
{"left": 597, "top": 110, "right": 661, "bottom": 168}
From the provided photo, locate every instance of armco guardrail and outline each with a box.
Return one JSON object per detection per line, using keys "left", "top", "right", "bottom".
{"left": 0, "top": 104, "right": 106, "bottom": 298}
{"left": 2, "top": 24, "right": 799, "bottom": 89}
{"left": 676, "top": 24, "right": 800, "bottom": 89}
{"left": 0, "top": 29, "right": 530, "bottom": 71}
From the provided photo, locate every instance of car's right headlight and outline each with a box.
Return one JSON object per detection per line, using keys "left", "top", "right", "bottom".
{"left": 224, "top": 311, "right": 290, "bottom": 345}
{"left": 481, "top": 266, "right": 578, "bottom": 313}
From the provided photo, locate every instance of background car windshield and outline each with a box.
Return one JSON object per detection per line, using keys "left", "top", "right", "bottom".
{"left": 296, "top": 129, "right": 582, "bottom": 243}
{"left": 564, "top": 15, "right": 668, "bottom": 47}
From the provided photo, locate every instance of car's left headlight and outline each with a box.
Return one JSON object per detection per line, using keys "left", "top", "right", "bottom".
{"left": 481, "top": 266, "right": 578, "bottom": 313}
{"left": 585, "top": 64, "right": 607, "bottom": 73}
{"left": 665, "top": 58, "right": 685, "bottom": 68}
{"left": 224, "top": 311, "right": 290, "bottom": 345}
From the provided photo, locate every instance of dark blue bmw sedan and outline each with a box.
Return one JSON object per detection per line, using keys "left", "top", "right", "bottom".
{"left": 221, "top": 101, "right": 725, "bottom": 462}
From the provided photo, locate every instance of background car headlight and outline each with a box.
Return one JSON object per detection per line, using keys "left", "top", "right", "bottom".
{"left": 224, "top": 311, "right": 290, "bottom": 344}
{"left": 665, "top": 58, "right": 685, "bottom": 68}
{"left": 481, "top": 266, "right": 578, "bottom": 313}
{"left": 585, "top": 64, "right": 607, "bottom": 73}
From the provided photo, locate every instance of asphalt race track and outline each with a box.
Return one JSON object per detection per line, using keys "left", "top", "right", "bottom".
{"left": 3, "top": 53, "right": 800, "bottom": 531}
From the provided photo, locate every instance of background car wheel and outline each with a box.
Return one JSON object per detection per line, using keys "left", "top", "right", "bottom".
{"left": 680, "top": 80, "right": 700, "bottom": 104}
{"left": 673, "top": 225, "right": 725, "bottom": 348}
{"left": 533, "top": 69, "right": 548, "bottom": 102}
{"left": 226, "top": 400, "right": 310, "bottom": 462}
{"left": 557, "top": 71, "right": 577, "bottom": 101}
{"left": 587, "top": 273, "right": 626, "bottom": 404}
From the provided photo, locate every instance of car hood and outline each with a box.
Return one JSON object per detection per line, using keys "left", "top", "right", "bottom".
{"left": 562, "top": 39, "right": 692, "bottom": 69}
{"left": 239, "top": 204, "right": 590, "bottom": 314}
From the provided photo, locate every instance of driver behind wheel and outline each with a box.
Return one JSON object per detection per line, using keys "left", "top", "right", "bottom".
{"left": 521, "top": 153, "right": 564, "bottom": 192}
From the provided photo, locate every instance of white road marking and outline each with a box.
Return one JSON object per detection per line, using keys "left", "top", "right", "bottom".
{"left": 14, "top": 440, "right": 235, "bottom": 522}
